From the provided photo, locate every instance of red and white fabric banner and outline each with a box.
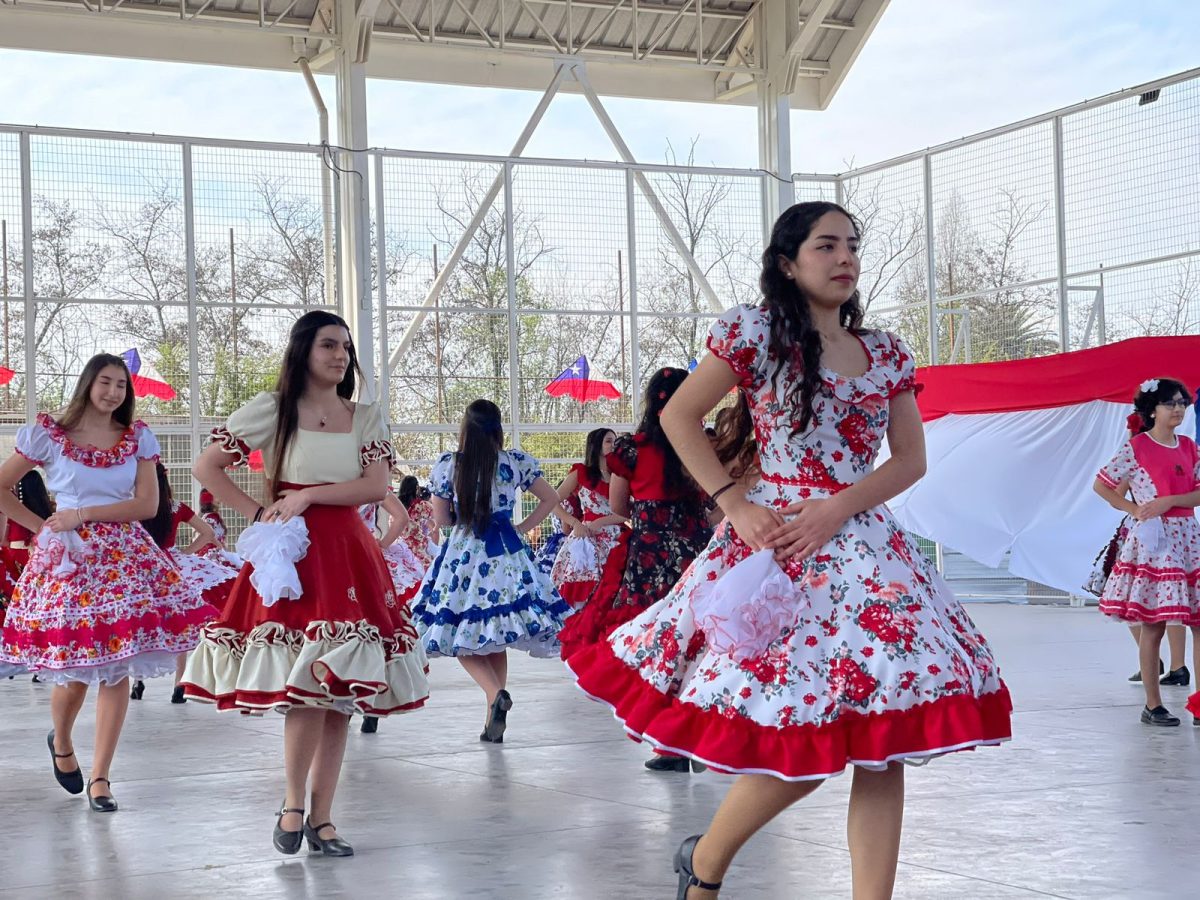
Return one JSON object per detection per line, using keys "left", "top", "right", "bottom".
{"left": 880, "top": 337, "right": 1200, "bottom": 595}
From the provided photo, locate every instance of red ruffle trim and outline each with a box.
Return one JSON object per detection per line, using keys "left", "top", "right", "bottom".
{"left": 1099, "top": 599, "right": 1200, "bottom": 626}
{"left": 38, "top": 413, "right": 147, "bottom": 468}
{"left": 1186, "top": 692, "right": 1200, "bottom": 719}
{"left": 183, "top": 678, "right": 429, "bottom": 717}
{"left": 1108, "top": 563, "right": 1200, "bottom": 583}
{"left": 566, "top": 640, "right": 1013, "bottom": 781}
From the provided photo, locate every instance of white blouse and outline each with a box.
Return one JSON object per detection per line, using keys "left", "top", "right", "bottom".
{"left": 15, "top": 414, "right": 161, "bottom": 510}
{"left": 211, "top": 391, "right": 394, "bottom": 484}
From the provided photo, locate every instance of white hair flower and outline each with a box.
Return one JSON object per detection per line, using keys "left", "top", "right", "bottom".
{"left": 1139, "top": 379, "right": 1159, "bottom": 394}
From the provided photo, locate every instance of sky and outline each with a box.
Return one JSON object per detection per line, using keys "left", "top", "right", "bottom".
{"left": 0, "top": 1, "right": 1197, "bottom": 174}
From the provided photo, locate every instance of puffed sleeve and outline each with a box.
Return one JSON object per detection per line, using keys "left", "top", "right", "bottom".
{"left": 508, "top": 450, "right": 543, "bottom": 490}
{"left": 177, "top": 502, "right": 196, "bottom": 522}
{"left": 210, "top": 392, "right": 278, "bottom": 467}
{"left": 1097, "top": 440, "right": 1137, "bottom": 489}
{"left": 15, "top": 416, "right": 55, "bottom": 466}
{"left": 429, "top": 452, "right": 456, "bottom": 500}
{"left": 357, "top": 402, "right": 397, "bottom": 470}
{"left": 607, "top": 434, "right": 638, "bottom": 480}
{"left": 885, "top": 332, "right": 920, "bottom": 398}
{"left": 706, "top": 303, "right": 770, "bottom": 390}
{"left": 134, "top": 422, "right": 162, "bottom": 462}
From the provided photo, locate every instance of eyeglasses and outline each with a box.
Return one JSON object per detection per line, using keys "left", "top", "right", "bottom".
{"left": 1158, "top": 400, "right": 1191, "bottom": 409}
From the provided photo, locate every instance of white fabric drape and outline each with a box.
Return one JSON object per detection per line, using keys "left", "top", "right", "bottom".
{"left": 879, "top": 401, "right": 1195, "bottom": 595}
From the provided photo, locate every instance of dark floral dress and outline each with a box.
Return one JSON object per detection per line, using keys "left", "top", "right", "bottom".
{"left": 557, "top": 434, "right": 710, "bottom": 656}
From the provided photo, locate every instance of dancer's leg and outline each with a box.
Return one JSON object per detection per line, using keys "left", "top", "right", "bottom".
{"left": 91, "top": 679, "right": 131, "bottom": 798}
{"left": 685, "top": 774, "right": 824, "bottom": 898}
{"left": 1140, "top": 622, "right": 1168, "bottom": 708}
{"left": 50, "top": 682, "right": 88, "bottom": 771}
{"left": 458, "top": 655, "right": 503, "bottom": 706}
{"left": 309, "top": 711, "right": 351, "bottom": 838}
{"left": 1166, "top": 624, "right": 1187, "bottom": 672}
{"left": 847, "top": 764, "right": 905, "bottom": 900}
{"left": 282, "top": 707, "right": 325, "bottom": 832}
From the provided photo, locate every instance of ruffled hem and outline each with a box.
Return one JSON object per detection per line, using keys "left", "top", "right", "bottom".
{"left": 567, "top": 640, "right": 1013, "bottom": 781}
{"left": 0, "top": 649, "right": 183, "bottom": 686}
{"left": 557, "top": 597, "right": 643, "bottom": 660}
{"left": 169, "top": 550, "right": 238, "bottom": 592}
{"left": 1099, "top": 599, "right": 1200, "bottom": 626}
{"left": 419, "top": 610, "right": 567, "bottom": 659}
{"left": 180, "top": 619, "right": 429, "bottom": 716}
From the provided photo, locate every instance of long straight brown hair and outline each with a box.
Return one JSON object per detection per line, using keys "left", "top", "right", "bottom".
{"left": 57, "top": 353, "right": 136, "bottom": 431}
{"left": 454, "top": 399, "right": 503, "bottom": 537}
{"left": 269, "top": 311, "right": 361, "bottom": 498}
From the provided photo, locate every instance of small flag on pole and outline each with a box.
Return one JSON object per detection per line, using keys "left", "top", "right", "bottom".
{"left": 543, "top": 355, "right": 621, "bottom": 403}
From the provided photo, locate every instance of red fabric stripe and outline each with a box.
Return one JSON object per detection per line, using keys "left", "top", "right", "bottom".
{"left": 566, "top": 640, "right": 1013, "bottom": 781}
{"left": 1099, "top": 600, "right": 1200, "bottom": 626}
{"left": 915, "top": 335, "right": 1200, "bottom": 421}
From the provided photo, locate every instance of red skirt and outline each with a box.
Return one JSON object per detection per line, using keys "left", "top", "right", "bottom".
{"left": 181, "top": 490, "right": 429, "bottom": 716}
{"left": 0, "top": 546, "right": 29, "bottom": 626}
{"left": 557, "top": 530, "right": 631, "bottom": 660}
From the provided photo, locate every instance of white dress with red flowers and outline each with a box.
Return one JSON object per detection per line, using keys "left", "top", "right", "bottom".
{"left": 567, "top": 303, "right": 1012, "bottom": 781}
{"left": 1096, "top": 433, "right": 1200, "bottom": 624}
{"left": 0, "top": 415, "right": 216, "bottom": 685}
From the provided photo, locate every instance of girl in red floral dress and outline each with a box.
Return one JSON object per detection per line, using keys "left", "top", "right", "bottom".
{"left": 0, "top": 353, "right": 215, "bottom": 813}
{"left": 181, "top": 310, "right": 429, "bottom": 857}
{"left": 1093, "top": 377, "right": 1200, "bottom": 726}
{"left": 398, "top": 475, "right": 439, "bottom": 568}
{"left": 1, "top": 471, "right": 53, "bottom": 622}
{"left": 550, "top": 427, "right": 630, "bottom": 612}
{"left": 567, "top": 202, "right": 1012, "bottom": 899}
{"left": 558, "top": 371, "right": 712, "bottom": 671}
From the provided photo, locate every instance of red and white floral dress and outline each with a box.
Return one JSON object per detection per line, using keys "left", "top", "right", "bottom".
{"left": 1096, "top": 433, "right": 1200, "bottom": 625}
{"left": 401, "top": 497, "right": 439, "bottom": 568}
{"left": 359, "top": 499, "right": 425, "bottom": 607}
{"left": 551, "top": 463, "right": 629, "bottom": 608}
{"left": 162, "top": 501, "right": 239, "bottom": 611}
{"left": 198, "top": 509, "right": 245, "bottom": 571}
{"left": 567, "top": 303, "right": 1012, "bottom": 781}
{"left": 180, "top": 391, "right": 429, "bottom": 716}
{"left": 0, "top": 415, "right": 215, "bottom": 685}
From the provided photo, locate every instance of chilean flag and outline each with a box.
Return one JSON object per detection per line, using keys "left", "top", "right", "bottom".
{"left": 121, "top": 348, "right": 176, "bottom": 401}
{"left": 544, "top": 355, "right": 621, "bottom": 403}
{"left": 879, "top": 336, "right": 1200, "bottom": 595}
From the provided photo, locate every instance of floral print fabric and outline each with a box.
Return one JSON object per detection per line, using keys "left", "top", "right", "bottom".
{"left": 567, "top": 303, "right": 1012, "bottom": 780}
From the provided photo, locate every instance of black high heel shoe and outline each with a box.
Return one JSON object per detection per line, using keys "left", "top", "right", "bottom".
{"left": 484, "top": 689, "right": 512, "bottom": 742}
{"left": 304, "top": 817, "right": 354, "bottom": 857}
{"left": 273, "top": 805, "right": 305, "bottom": 855}
{"left": 87, "top": 778, "right": 118, "bottom": 813}
{"left": 46, "top": 730, "right": 84, "bottom": 795}
{"left": 674, "top": 834, "right": 722, "bottom": 900}
{"left": 130, "top": 680, "right": 145, "bottom": 700}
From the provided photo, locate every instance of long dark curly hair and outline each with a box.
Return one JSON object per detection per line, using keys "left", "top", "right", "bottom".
{"left": 635, "top": 367, "right": 691, "bottom": 495}
{"left": 713, "top": 391, "right": 757, "bottom": 480}
{"left": 761, "top": 201, "right": 866, "bottom": 433}
{"left": 1131, "top": 378, "right": 1194, "bottom": 434}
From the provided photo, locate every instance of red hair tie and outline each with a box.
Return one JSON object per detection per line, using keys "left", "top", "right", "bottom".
{"left": 1126, "top": 412, "right": 1143, "bottom": 435}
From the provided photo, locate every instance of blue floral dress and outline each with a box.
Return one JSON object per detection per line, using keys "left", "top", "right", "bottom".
{"left": 413, "top": 449, "right": 571, "bottom": 658}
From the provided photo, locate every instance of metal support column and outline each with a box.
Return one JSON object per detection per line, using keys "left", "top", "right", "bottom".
{"left": 502, "top": 162, "right": 522, "bottom": 447}
{"left": 335, "top": 0, "right": 375, "bottom": 392}
{"left": 1052, "top": 115, "right": 1070, "bottom": 351}
{"left": 922, "top": 155, "right": 938, "bottom": 365}
{"left": 373, "top": 152, "right": 391, "bottom": 418}
{"left": 19, "top": 132, "right": 34, "bottom": 422}
{"left": 182, "top": 142, "right": 202, "bottom": 504}
{"left": 757, "top": 82, "right": 794, "bottom": 234}
{"left": 625, "top": 169, "right": 641, "bottom": 424}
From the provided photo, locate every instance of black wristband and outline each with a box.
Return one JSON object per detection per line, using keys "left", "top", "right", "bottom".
{"left": 710, "top": 481, "right": 738, "bottom": 505}
{"left": 253, "top": 506, "right": 265, "bottom": 523}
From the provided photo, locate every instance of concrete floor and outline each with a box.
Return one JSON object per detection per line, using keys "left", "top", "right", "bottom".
{"left": 1, "top": 604, "right": 1197, "bottom": 900}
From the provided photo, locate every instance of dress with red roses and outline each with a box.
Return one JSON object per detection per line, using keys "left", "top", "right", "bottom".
{"left": 557, "top": 434, "right": 711, "bottom": 658}
{"left": 567, "top": 303, "right": 1012, "bottom": 781}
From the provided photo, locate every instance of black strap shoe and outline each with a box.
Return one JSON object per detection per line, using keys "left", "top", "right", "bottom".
{"left": 361, "top": 716, "right": 379, "bottom": 733}
{"left": 47, "top": 730, "right": 84, "bottom": 795}
{"left": 273, "top": 805, "right": 305, "bottom": 854}
{"left": 305, "top": 817, "right": 354, "bottom": 857}
{"left": 1140, "top": 705, "right": 1180, "bottom": 726}
{"left": 170, "top": 685, "right": 187, "bottom": 704}
{"left": 1160, "top": 666, "right": 1190, "bottom": 687}
{"left": 484, "top": 689, "right": 513, "bottom": 743}
{"left": 1129, "top": 660, "right": 1165, "bottom": 683}
{"left": 87, "top": 778, "right": 118, "bottom": 813}
{"left": 645, "top": 756, "right": 690, "bottom": 773}
{"left": 674, "top": 835, "right": 722, "bottom": 900}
